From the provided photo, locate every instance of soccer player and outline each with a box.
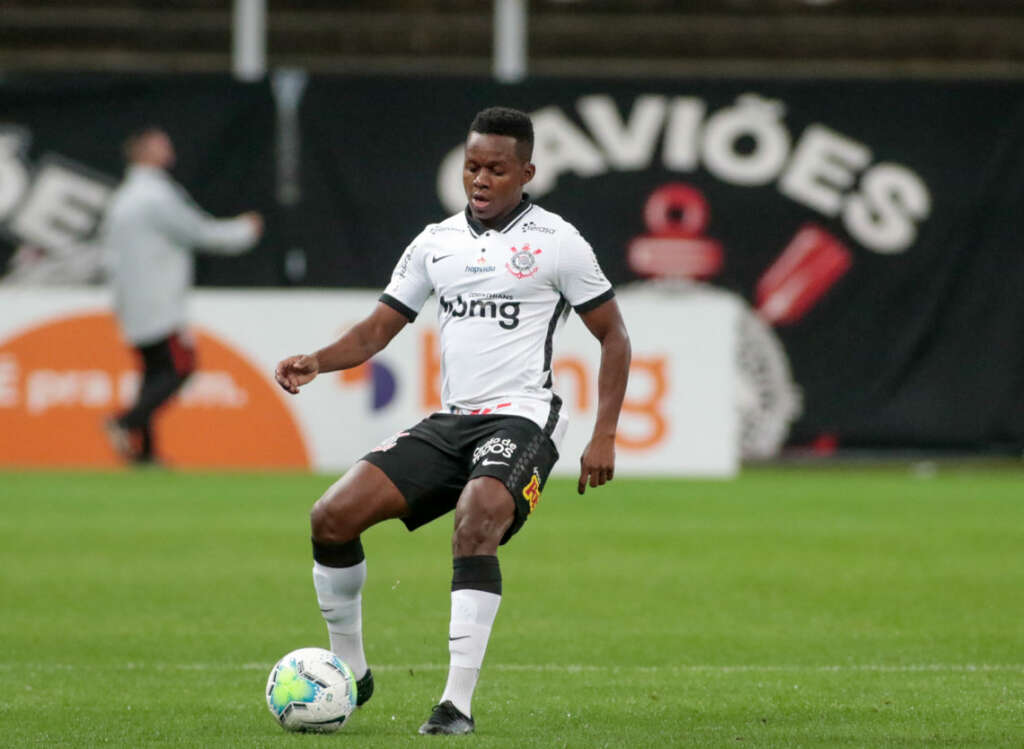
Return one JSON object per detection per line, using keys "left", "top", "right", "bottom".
{"left": 274, "top": 106, "right": 630, "bottom": 735}
{"left": 104, "top": 127, "right": 263, "bottom": 463}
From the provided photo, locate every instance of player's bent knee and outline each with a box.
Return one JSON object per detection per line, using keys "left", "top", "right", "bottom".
{"left": 310, "top": 493, "right": 358, "bottom": 545}
{"left": 310, "top": 476, "right": 366, "bottom": 543}
{"left": 452, "top": 478, "right": 515, "bottom": 556}
{"left": 311, "top": 461, "right": 408, "bottom": 544}
{"left": 452, "top": 522, "right": 508, "bottom": 556}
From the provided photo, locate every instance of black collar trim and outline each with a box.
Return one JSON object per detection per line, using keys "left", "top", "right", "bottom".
{"left": 464, "top": 195, "right": 533, "bottom": 237}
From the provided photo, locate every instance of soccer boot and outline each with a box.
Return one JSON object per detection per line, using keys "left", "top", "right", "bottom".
{"left": 356, "top": 668, "right": 374, "bottom": 707}
{"left": 417, "top": 700, "right": 475, "bottom": 735}
{"left": 103, "top": 418, "right": 135, "bottom": 460}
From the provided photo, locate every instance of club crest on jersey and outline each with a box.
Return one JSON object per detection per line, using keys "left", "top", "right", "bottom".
{"left": 506, "top": 244, "right": 542, "bottom": 279}
{"left": 522, "top": 469, "right": 542, "bottom": 513}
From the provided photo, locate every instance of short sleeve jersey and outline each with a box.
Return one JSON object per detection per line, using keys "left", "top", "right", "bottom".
{"left": 380, "top": 199, "right": 613, "bottom": 449}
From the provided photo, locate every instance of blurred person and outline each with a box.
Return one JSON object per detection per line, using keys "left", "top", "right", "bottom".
{"left": 274, "top": 107, "right": 631, "bottom": 735}
{"left": 103, "top": 127, "right": 263, "bottom": 464}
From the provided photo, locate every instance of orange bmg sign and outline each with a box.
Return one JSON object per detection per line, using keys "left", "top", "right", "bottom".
{"left": 0, "top": 312, "right": 309, "bottom": 468}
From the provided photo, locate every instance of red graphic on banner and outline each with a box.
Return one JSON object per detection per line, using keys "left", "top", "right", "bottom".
{"left": 756, "top": 224, "right": 852, "bottom": 325}
{"left": 628, "top": 183, "right": 723, "bottom": 279}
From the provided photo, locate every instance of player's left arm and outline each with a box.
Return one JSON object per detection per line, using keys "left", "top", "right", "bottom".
{"left": 576, "top": 298, "right": 631, "bottom": 495}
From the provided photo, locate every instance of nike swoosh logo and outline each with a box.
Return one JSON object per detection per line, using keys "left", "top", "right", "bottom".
{"left": 481, "top": 459, "right": 509, "bottom": 466}
{"left": 449, "top": 635, "right": 470, "bottom": 642}
{"left": 432, "top": 254, "right": 453, "bottom": 263}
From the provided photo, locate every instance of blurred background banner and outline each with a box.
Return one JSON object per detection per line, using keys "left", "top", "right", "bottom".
{"left": 0, "top": 74, "right": 280, "bottom": 285}
{"left": 296, "top": 76, "right": 1024, "bottom": 454}
{"left": 0, "top": 287, "right": 739, "bottom": 475}
{"left": 3, "top": 73, "right": 1024, "bottom": 456}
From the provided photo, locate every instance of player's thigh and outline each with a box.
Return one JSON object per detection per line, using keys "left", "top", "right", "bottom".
{"left": 311, "top": 460, "right": 408, "bottom": 542}
{"left": 466, "top": 418, "right": 560, "bottom": 545}
{"left": 361, "top": 426, "right": 467, "bottom": 534}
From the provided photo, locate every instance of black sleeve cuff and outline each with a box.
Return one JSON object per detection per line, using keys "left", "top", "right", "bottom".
{"left": 573, "top": 288, "right": 615, "bottom": 314}
{"left": 379, "top": 293, "right": 418, "bottom": 322}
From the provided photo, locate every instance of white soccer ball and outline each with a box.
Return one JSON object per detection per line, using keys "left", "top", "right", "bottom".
{"left": 265, "top": 647, "right": 358, "bottom": 732}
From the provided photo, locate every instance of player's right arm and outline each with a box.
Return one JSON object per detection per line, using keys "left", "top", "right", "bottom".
{"left": 275, "top": 236, "right": 433, "bottom": 395}
{"left": 275, "top": 302, "right": 408, "bottom": 394}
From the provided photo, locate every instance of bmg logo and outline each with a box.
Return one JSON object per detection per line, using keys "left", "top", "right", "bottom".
{"left": 439, "top": 295, "right": 520, "bottom": 329}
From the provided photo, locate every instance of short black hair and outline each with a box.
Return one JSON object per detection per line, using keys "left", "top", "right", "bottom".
{"left": 469, "top": 106, "right": 534, "bottom": 162}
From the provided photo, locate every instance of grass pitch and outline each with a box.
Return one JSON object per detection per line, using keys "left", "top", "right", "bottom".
{"left": 1, "top": 465, "right": 1022, "bottom": 747}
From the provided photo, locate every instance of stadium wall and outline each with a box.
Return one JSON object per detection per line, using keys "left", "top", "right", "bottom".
{"left": 2, "top": 74, "right": 1023, "bottom": 456}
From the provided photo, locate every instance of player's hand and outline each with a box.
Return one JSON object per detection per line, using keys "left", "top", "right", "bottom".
{"left": 578, "top": 434, "right": 616, "bottom": 495}
{"left": 275, "top": 354, "right": 319, "bottom": 394}
{"left": 240, "top": 211, "right": 264, "bottom": 238}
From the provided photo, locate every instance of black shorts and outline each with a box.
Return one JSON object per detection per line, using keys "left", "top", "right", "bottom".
{"left": 361, "top": 413, "right": 560, "bottom": 544}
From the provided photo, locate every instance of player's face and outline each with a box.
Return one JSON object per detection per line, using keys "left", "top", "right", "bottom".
{"left": 140, "top": 130, "right": 176, "bottom": 170}
{"left": 463, "top": 132, "right": 535, "bottom": 227}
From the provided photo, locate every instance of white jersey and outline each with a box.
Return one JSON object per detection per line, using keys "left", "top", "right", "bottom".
{"left": 380, "top": 199, "right": 613, "bottom": 449}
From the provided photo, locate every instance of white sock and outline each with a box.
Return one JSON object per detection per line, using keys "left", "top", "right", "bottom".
{"left": 312, "top": 560, "right": 368, "bottom": 679}
{"left": 440, "top": 588, "right": 501, "bottom": 717}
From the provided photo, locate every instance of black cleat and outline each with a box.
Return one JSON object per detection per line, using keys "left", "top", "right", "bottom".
{"left": 418, "top": 700, "right": 475, "bottom": 735}
{"left": 355, "top": 668, "right": 374, "bottom": 707}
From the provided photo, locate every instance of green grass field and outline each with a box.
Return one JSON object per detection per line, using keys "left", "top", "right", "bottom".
{"left": 2, "top": 465, "right": 1022, "bottom": 748}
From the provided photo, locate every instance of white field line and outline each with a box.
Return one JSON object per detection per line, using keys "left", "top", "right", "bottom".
{"left": 0, "top": 663, "right": 1022, "bottom": 674}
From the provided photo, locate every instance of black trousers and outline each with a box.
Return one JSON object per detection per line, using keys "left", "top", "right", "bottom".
{"left": 117, "top": 332, "right": 195, "bottom": 460}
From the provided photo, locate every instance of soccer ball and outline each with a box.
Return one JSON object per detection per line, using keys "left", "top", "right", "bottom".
{"left": 265, "top": 647, "right": 358, "bottom": 732}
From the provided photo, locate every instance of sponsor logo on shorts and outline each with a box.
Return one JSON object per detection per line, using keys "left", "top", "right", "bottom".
{"left": 371, "top": 431, "right": 409, "bottom": 453}
{"left": 472, "top": 437, "right": 517, "bottom": 464}
{"left": 522, "top": 468, "right": 542, "bottom": 513}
